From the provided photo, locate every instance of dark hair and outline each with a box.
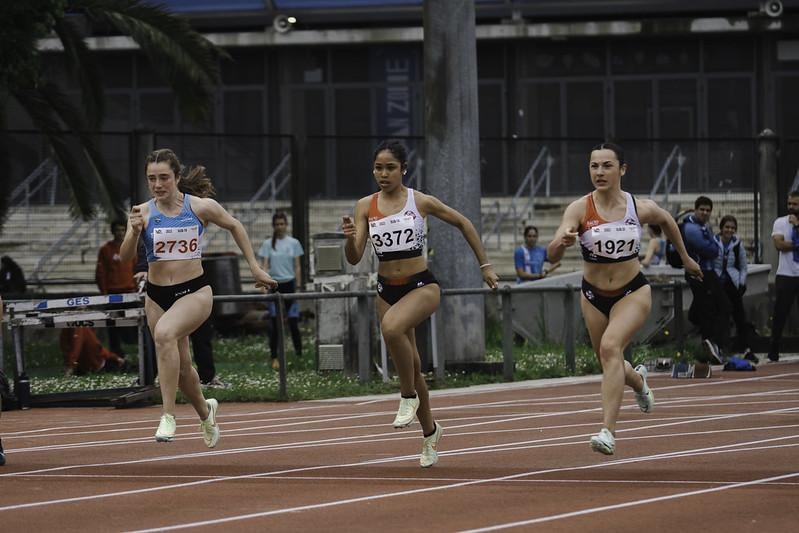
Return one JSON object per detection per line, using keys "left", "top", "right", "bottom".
{"left": 523, "top": 225, "right": 539, "bottom": 237}
{"left": 590, "top": 142, "right": 625, "bottom": 167}
{"left": 373, "top": 140, "right": 408, "bottom": 170}
{"left": 789, "top": 190, "right": 799, "bottom": 198}
{"left": 110, "top": 220, "right": 126, "bottom": 233}
{"left": 719, "top": 215, "right": 738, "bottom": 231}
{"left": 648, "top": 224, "right": 662, "bottom": 237}
{"left": 144, "top": 148, "right": 216, "bottom": 198}
{"left": 272, "top": 211, "right": 288, "bottom": 250}
{"left": 694, "top": 196, "right": 713, "bottom": 210}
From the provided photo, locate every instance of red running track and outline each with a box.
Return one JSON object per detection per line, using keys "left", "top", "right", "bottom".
{"left": 1, "top": 361, "right": 798, "bottom": 532}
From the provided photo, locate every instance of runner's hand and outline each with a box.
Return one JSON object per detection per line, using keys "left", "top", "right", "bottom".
{"left": 342, "top": 216, "right": 356, "bottom": 239}
{"left": 129, "top": 206, "right": 144, "bottom": 233}
{"left": 253, "top": 267, "right": 278, "bottom": 291}
{"left": 683, "top": 257, "right": 703, "bottom": 280}
{"left": 561, "top": 227, "right": 578, "bottom": 248}
{"left": 482, "top": 266, "right": 499, "bottom": 290}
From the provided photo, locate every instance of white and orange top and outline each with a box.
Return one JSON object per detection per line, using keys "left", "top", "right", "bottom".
{"left": 368, "top": 188, "right": 426, "bottom": 261}
{"left": 578, "top": 192, "right": 642, "bottom": 263}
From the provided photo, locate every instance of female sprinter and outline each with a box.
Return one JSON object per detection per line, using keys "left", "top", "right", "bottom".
{"left": 121, "top": 148, "right": 277, "bottom": 447}
{"left": 342, "top": 140, "right": 498, "bottom": 467}
{"left": 547, "top": 142, "right": 701, "bottom": 455}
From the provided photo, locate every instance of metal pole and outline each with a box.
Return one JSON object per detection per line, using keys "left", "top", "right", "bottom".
{"left": 673, "top": 281, "right": 685, "bottom": 358}
{"left": 380, "top": 334, "right": 389, "bottom": 383}
{"left": 501, "top": 287, "right": 514, "bottom": 382}
{"left": 563, "top": 285, "right": 576, "bottom": 373}
{"left": 357, "top": 294, "right": 370, "bottom": 383}
{"left": 276, "top": 292, "right": 287, "bottom": 400}
{"left": 433, "top": 312, "right": 445, "bottom": 382}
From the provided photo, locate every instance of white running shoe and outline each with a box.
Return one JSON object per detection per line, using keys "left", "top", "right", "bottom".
{"left": 155, "top": 413, "right": 176, "bottom": 442}
{"left": 420, "top": 422, "right": 443, "bottom": 468}
{"left": 634, "top": 364, "right": 655, "bottom": 413}
{"left": 590, "top": 428, "right": 615, "bottom": 455}
{"left": 392, "top": 396, "right": 420, "bottom": 428}
{"left": 200, "top": 398, "right": 220, "bottom": 448}
{"left": 703, "top": 339, "right": 723, "bottom": 365}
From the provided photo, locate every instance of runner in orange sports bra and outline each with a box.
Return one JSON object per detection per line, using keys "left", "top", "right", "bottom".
{"left": 343, "top": 140, "right": 498, "bottom": 468}
{"left": 547, "top": 142, "right": 701, "bottom": 455}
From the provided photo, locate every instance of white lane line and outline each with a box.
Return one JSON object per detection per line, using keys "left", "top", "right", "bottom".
{"left": 1, "top": 423, "right": 796, "bottom": 515}
{"left": 119, "top": 439, "right": 799, "bottom": 533}
{"left": 459, "top": 471, "right": 799, "bottom": 532}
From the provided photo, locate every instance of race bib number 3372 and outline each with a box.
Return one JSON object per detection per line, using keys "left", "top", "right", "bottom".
{"left": 152, "top": 225, "right": 201, "bottom": 260}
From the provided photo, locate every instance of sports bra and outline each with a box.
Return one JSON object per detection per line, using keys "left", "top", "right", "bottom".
{"left": 368, "top": 188, "right": 426, "bottom": 261}
{"left": 578, "top": 192, "right": 642, "bottom": 263}
{"left": 143, "top": 194, "right": 204, "bottom": 263}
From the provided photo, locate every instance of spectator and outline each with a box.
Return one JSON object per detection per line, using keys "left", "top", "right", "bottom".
{"left": 134, "top": 240, "right": 227, "bottom": 388}
{"left": 714, "top": 215, "right": 758, "bottom": 363}
{"left": 514, "top": 225, "right": 560, "bottom": 282}
{"left": 768, "top": 190, "right": 799, "bottom": 362}
{"left": 258, "top": 212, "right": 304, "bottom": 370}
{"left": 640, "top": 224, "right": 666, "bottom": 268}
{"left": 60, "top": 327, "right": 126, "bottom": 375}
{"left": 96, "top": 220, "right": 137, "bottom": 358}
{"left": 683, "top": 196, "right": 728, "bottom": 364}
{"left": 0, "top": 256, "right": 26, "bottom": 297}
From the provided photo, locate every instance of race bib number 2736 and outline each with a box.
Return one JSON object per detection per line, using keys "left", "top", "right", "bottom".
{"left": 152, "top": 225, "right": 201, "bottom": 260}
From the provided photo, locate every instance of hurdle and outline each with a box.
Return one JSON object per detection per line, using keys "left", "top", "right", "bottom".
{"left": 3, "top": 293, "right": 158, "bottom": 409}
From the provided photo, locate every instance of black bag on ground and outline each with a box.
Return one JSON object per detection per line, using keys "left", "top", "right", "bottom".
{"left": 665, "top": 211, "right": 692, "bottom": 268}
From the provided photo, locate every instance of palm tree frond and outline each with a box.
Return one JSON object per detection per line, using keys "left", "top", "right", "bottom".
{"left": 11, "top": 85, "right": 97, "bottom": 219}
{"left": 52, "top": 16, "right": 105, "bottom": 128}
{"left": 38, "top": 82, "right": 127, "bottom": 220}
{"left": 74, "top": 0, "right": 226, "bottom": 123}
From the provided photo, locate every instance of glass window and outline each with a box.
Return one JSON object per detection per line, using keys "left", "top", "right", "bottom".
{"left": 707, "top": 78, "right": 752, "bottom": 137}
{"left": 567, "top": 82, "right": 604, "bottom": 138}
{"left": 777, "top": 76, "right": 799, "bottom": 137}
{"left": 222, "top": 49, "right": 264, "bottom": 85}
{"left": 520, "top": 41, "right": 605, "bottom": 77}
{"left": 224, "top": 90, "right": 263, "bottom": 134}
{"left": 96, "top": 52, "right": 133, "bottom": 88}
{"left": 478, "top": 42, "right": 505, "bottom": 79}
{"left": 103, "top": 94, "right": 132, "bottom": 130}
{"left": 614, "top": 80, "right": 652, "bottom": 139}
{"left": 611, "top": 40, "right": 698, "bottom": 74}
{"left": 479, "top": 82, "right": 505, "bottom": 195}
{"left": 139, "top": 92, "right": 175, "bottom": 130}
{"left": 704, "top": 38, "right": 754, "bottom": 72}
{"left": 335, "top": 88, "right": 372, "bottom": 197}
{"left": 286, "top": 49, "right": 327, "bottom": 84}
{"left": 332, "top": 47, "right": 371, "bottom": 83}
{"left": 521, "top": 82, "right": 560, "bottom": 137}
{"left": 658, "top": 79, "right": 697, "bottom": 138}
{"left": 136, "top": 54, "right": 168, "bottom": 88}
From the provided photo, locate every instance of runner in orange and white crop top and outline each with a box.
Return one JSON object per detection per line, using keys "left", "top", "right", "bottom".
{"left": 367, "top": 188, "right": 426, "bottom": 261}
{"left": 578, "top": 191, "right": 642, "bottom": 264}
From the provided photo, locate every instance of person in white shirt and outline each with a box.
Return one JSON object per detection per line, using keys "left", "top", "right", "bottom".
{"left": 768, "top": 191, "right": 799, "bottom": 362}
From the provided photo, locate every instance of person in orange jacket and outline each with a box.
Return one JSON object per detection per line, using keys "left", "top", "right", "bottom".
{"left": 60, "top": 327, "right": 126, "bottom": 375}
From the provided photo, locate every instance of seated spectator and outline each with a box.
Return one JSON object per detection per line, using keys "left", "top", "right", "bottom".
{"left": 60, "top": 327, "right": 126, "bottom": 376}
{"left": 640, "top": 224, "right": 665, "bottom": 268}
{"left": 0, "top": 256, "right": 26, "bottom": 297}
{"left": 514, "top": 225, "right": 560, "bottom": 283}
{"left": 714, "top": 215, "right": 758, "bottom": 363}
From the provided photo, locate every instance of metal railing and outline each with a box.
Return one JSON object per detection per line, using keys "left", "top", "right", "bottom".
{"left": 30, "top": 217, "right": 104, "bottom": 283}
{"left": 482, "top": 146, "right": 553, "bottom": 249}
{"left": 8, "top": 158, "right": 59, "bottom": 218}
{"left": 649, "top": 145, "right": 686, "bottom": 209}
{"left": 204, "top": 152, "right": 292, "bottom": 249}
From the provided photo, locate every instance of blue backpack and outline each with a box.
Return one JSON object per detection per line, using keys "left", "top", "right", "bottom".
{"left": 723, "top": 356, "right": 756, "bottom": 371}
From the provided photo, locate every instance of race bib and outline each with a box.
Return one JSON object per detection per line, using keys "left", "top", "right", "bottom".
{"left": 369, "top": 215, "right": 417, "bottom": 254}
{"left": 152, "top": 225, "right": 201, "bottom": 261}
{"left": 590, "top": 224, "right": 640, "bottom": 259}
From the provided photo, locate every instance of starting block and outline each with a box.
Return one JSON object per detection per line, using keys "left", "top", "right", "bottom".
{"left": 671, "top": 361, "right": 712, "bottom": 378}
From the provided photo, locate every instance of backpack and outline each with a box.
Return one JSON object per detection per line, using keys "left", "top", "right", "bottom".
{"left": 665, "top": 217, "right": 688, "bottom": 268}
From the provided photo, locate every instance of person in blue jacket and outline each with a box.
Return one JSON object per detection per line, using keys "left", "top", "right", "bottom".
{"left": 683, "top": 196, "right": 728, "bottom": 364}
{"left": 514, "top": 225, "right": 560, "bottom": 282}
{"left": 713, "top": 215, "right": 758, "bottom": 363}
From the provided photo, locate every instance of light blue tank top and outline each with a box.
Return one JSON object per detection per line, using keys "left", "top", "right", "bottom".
{"left": 143, "top": 194, "right": 204, "bottom": 263}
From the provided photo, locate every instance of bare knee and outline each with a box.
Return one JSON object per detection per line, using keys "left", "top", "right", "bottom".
{"left": 153, "top": 324, "right": 178, "bottom": 350}
{"left": 380, "top": 319, "right": 405, "bottom": 343}
{"left": 599, "top": 337, "right": 623, "bottom": 363}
